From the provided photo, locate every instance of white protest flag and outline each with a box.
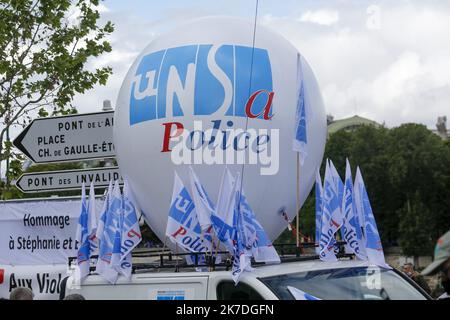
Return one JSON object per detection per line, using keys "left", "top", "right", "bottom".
{"left": 106, "top": 179, "right": 142, "bottom": 280}
{"left": 215, "top": 167, "right": 235, "bottom": 227}
{"left": 211, "top": 167, "right": 236, "bottom": 253}
{"left": 341, "top": 159, "right": 367, "bottom": 260}
{"left": 75, "top": 183, "right": 91, "bottom": 280}
{"left": 96, "top": 181, "right": 121, "bottom": 284}
{"left": 108, "top": 183, "right": 129, "bottom": 277}
{"left": 231, "top": 172, "right": 281, "bottom": 284}
{"left": 166, "top": 172, "right": 212, "bottom": 266}
{"left": 354, "top": 167, "right": 391, "bottom": 269}
{"left": 318, "top": 160, "right": 338, "bottom": 262}
{"left": 188, "top": 167, "right": 220, "bottom": 264}
{"left": 75, "top": 183, "right": 87, "bottom": 246}
{"left": 238, "top": 185, "right": 280, "bottom": 264}
{"left": 117, "top": 251, "right": 133, "bottom": 279}
{"left": 232, "top": 216, "right": 251, "bottom": 284}
{"left": 234, "top": 175, "right": 256, "bottom": 252}
{"left": 231, "top": 173, "right": 253, "bottom": 284}
{"left": 292, "top": 54, "right": 308, "bottom": 165}
{"left": 328, "top": 160, "right": 350, "bottom": 253}
{"left": 88, "top": 182, "right": 99, "bottom": 256}
{"left": 110, "top": 209, "right": 123, "bottom": 268}
{"left": 287, "top": 286, "right": 321, "bottom": 300}
{"left": 315, "top": 169, "right": 324, "bottom": 255}
{"left": 328, "top": 160, "right": 344, "bottom": 229}
{"left": 353, "top": 168, "right": 366, "bottom": 240}
{"left": 188, "top": 166, "right": 215, "bottom": 232}
{"left": 120, "top": 178, "right": 142, "bottom": 260}
{"left": 112, "top": 206, "right": 133, "bottom": 279}
{"left": 95, "top": 180, "right": 113, "bottom": 242}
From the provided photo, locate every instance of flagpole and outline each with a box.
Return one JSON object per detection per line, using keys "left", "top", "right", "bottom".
{"left": 200, "top": 229, "right": 214, "bottom": 258}
{"left": 213, "top": 232, "right": 221, "bottom": 259}
{"left": 296, "top": 154, "right": 304, "bottom": 254}
{"left": 214, "top": 238, "right": 226, "bottom": 270}
{"left": 210, "top": 230, "right": 219, "bottom": 271}
{"left": 175, "top": 242, "right": 179, "bottom": 271}
{"left": 162, "top": 236, "right": 167, "bottom": 255}
{"left": 296, "top": 153, "right": 300, "bottom": 248}
{"left": 201, "top": 229, "right": 213, "bottom": 272}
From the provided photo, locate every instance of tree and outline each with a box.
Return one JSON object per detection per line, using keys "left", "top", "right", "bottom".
{"left": 0, "top": 0, "right": 114, "bottom": 197}
{"left": 277, "top": 123, "right": 450, "bottom": 257}
{"left": 386, "top": 124, "right": 450, "bottom": 244}
{"left": 398, "top": 192, "right": 434, "bottom": 257}
{"left": 301, "top": 123, "right": 450, "bottom": 256}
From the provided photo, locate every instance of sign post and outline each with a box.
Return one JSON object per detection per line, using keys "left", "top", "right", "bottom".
{"left": 15, "top": 167, "right": 122, "bottom": 193}
{"left": 13, "top": 111, "right": 115, "bottom": 163}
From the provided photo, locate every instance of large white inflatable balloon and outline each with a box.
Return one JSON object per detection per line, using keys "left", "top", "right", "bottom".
{"left": 114, "top": 16, "right": 327, "bottom": 245}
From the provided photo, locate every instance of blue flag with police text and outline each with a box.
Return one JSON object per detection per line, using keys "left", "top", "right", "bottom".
{"left": 75, "top": 184, "right": 90, "bottom": 280}
{"left": 231, "top": 175, "right": 253, "bottom": 284}
{"left": 292, "top": 54, "right": 308, "bottom": 165}
{"left": 354, "top": 167, "right": 390, "bottom": 269}
{"left": 95, "top": 180, "right": 113, "bottom": 246}
{"left": 211, "top": 167, "right": 236, "bottom": 254}
{"left": 119, "top": 179, "right": 142, "bottom": 261}
{"left": 341, "top": 159, "right": 366, "bottom": 260}
{"left": 96, "top": 181, "right": 122, "bottom": 284}
{"left": 166, "top": 172, "right": 213, "bottom": 267}
{"left": 318, "top": 161, "right": 338, "bottom": 262}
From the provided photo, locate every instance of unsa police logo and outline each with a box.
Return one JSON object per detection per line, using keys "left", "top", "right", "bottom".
{"left": 129, "top": 44, "right": 273, "bottom": 125}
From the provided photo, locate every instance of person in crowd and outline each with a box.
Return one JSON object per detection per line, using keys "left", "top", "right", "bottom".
{"left": 9, "top": 287, "right": 34, "bottom": 300}
{"left": 401, "top": 262, "right": 431, "bottom": 294}
{"left": 422, "top": 230, "right": 450, "bottom": 299}
{"left": 430, "top": 274, "right": 446, "bottom": 299}
{"left": 63, "top": 293, "right": 86, "bottom": 300}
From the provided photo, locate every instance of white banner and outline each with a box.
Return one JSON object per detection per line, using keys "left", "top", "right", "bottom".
{"left": 0, "top": 264, "right": 68, "bottom": 300}
{"left": 0, "top": 198, "right": 103, "bottom": 265}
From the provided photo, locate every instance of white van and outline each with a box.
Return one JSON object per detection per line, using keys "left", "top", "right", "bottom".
{"left": 60, "top": 254, "right": 431, "bottom": 300}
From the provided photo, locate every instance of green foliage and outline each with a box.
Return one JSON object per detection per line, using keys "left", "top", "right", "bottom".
{"left": 0, "top": 0, "right": 114, "bottom": 196}
{"left": 398, "top": 193, "right": 434, "bottom": 256}
{"left": 276, "top": 124, "right": 450, "bottom": 256}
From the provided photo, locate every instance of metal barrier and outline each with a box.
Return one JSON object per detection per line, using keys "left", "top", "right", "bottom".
{"left": 67, "top": 241, "right": 353, "bottom": 274}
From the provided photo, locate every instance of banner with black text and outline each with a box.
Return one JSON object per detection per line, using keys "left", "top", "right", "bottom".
{"left": 0, "top": 198, "right": 102, "bottom": 265}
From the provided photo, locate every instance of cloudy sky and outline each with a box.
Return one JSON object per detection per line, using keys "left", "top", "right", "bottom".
{"left": 73, "top": 0, "right": 450, "bottom": 129}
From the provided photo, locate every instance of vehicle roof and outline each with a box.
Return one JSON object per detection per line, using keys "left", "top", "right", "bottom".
{"left": 240, "top": 258, "right": 373, "bottom": 279}
{"left": 75, "top": 258, "right": 377, "bottom": 285}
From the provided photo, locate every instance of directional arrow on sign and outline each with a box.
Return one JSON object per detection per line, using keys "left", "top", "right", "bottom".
{"left": 13, "top": 111, "right": 115, "bottom": 163}
{"left": 15, "top": 167, "right": 122, "bottom": 193}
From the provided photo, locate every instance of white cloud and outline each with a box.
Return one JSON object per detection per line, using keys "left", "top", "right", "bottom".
{"left": 298, "top": 9, "right": 339, "bottom": 26}
{"left": 260, "top": 3, "right": 450, "bottom": 128}
{"left": 96, "top": 3, "right": 110, "bottom": 13}
{"left": 89, "top": 49, "right": 139, "bottom": 71}
{"left": 66, "top": 2, "right": 110, "bottom": 27}
{"left": 70, "top": 1, "right": 450, "bottom": 129}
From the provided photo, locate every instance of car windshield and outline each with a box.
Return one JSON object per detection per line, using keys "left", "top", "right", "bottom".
{"left": 260, "top": 266, "right": 427, "bottom": 300}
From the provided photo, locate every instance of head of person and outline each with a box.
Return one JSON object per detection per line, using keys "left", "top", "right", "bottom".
{"left": 402, "top": 262, "right": 415, "bottom": 277}
{"left": 9, "top": 287, "right": 34, "bottom": 300}
{"left": 422, "top": 231, "right": 450, "bottom": 294}
{"left": 63, "top": 293, "right": 85, "bottom": 300}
